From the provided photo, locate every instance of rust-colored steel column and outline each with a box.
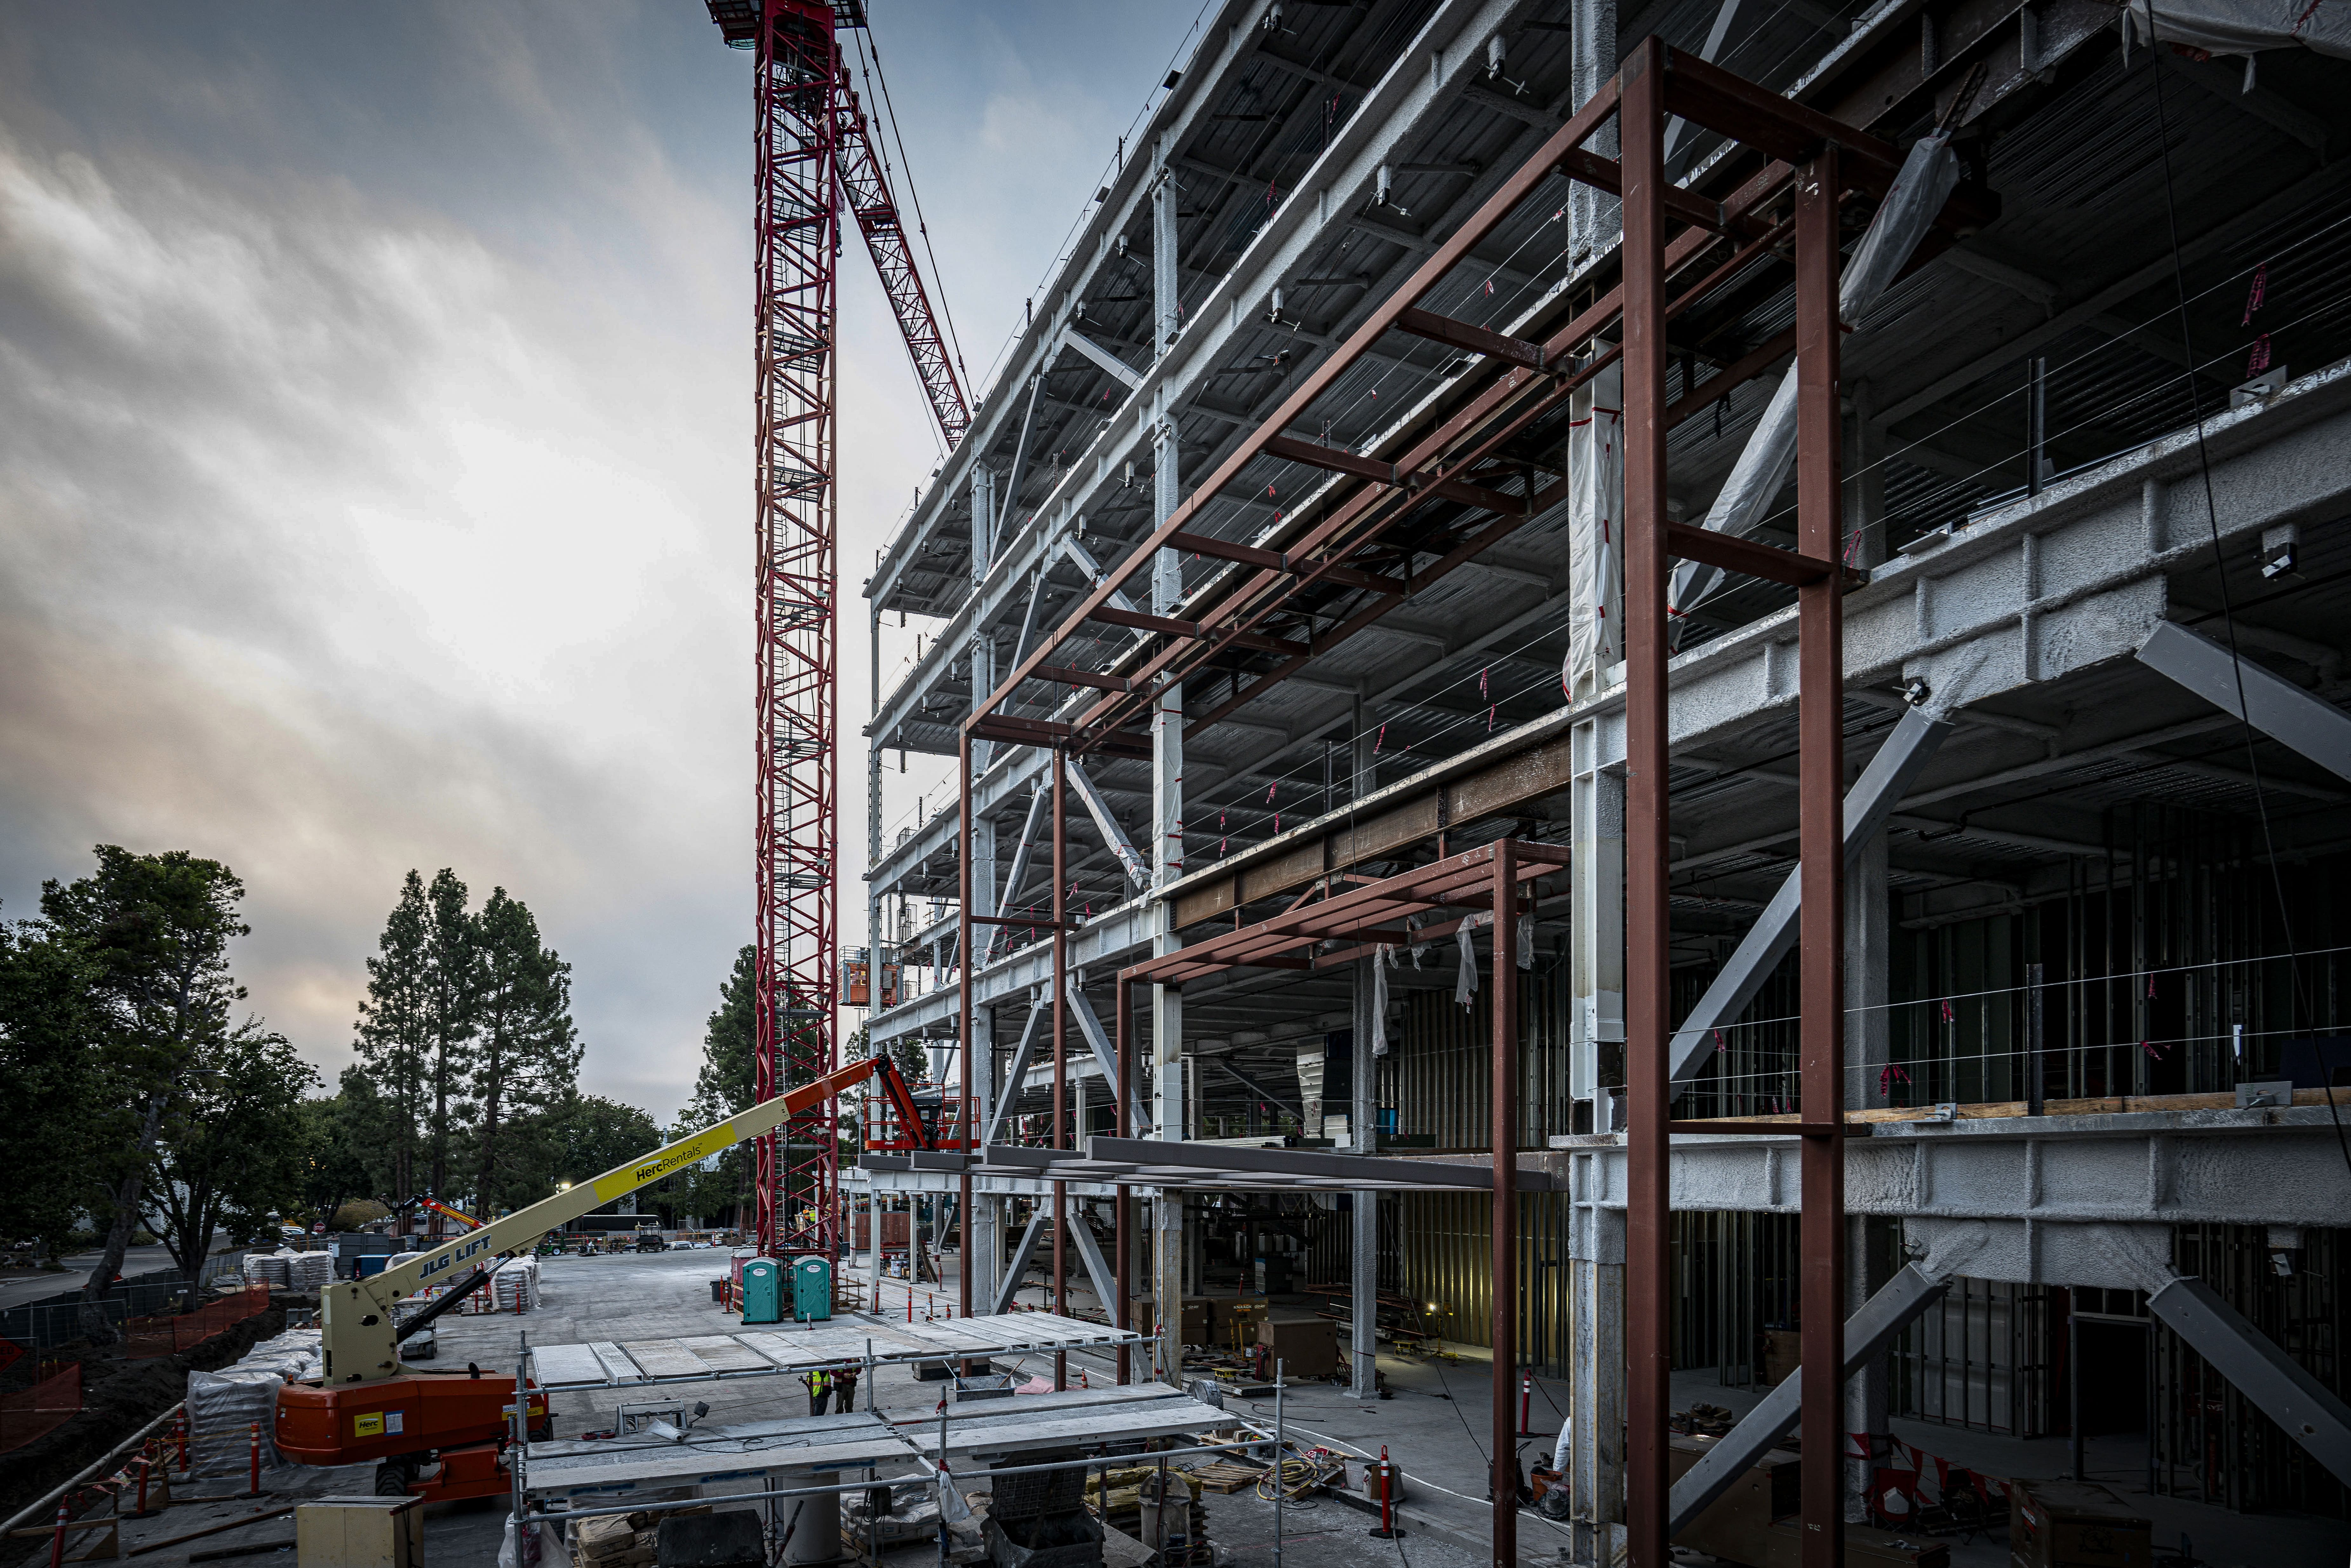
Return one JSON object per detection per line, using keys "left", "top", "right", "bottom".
{"left": 1114, "top": 971, "right": 1133, "bottom": 1386}
{"left": 956, "top": 733, "right": 975, "bottom": 1323}
{"left": 1619, "top": 37, "right": 1674, "bottom": 1568}
{"left": 1794, "top": 147, "right": 1847, "bottom": 1568}
{"left": 1490, "top": 840, "right": 1521, "bottom": 1566}
{"left": 1053, "top": 749, "right": 1069, "bottom": 1390}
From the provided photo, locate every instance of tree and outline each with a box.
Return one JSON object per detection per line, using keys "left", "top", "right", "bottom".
{"left": 421, "top": 869, "right": 478, "bottom": 1210}
{"left": 468, "top": 889, "right": 580, "bottom": 1216}
{"left": 41, "top": 847, "right": 248, "bottom": 1336}
{"left": 298, "top": 1067, "right": 398, "bottom": 1223}
{"left": 0, "top": 915, "right": 104, "bottom": 1258}
{"left": 514, "top": 1092, "right": 661, "bottom": 1210}
{"left": 353, "top": 873, "right": 430, "bottom": 1207}
{"left": 353, "top": 868, "right": 479, "bottom": 1229}
{"left": 144, "top": 1025, "right": 318, "bottom": 1303}
{"left": 678, "top": 947, "right": 756, "bottom": 1226}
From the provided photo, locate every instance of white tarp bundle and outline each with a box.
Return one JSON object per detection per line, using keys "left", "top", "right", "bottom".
{"left": 2124, "top": 0, "right": 2351, "bottom": 59}
{"left": 186, "top": 1327, "right": 323, "bottom": 1475}
{"left": 1665, "top": 131, "right": 1963, "bottom": 634}
{"left": 240, "top": 1250, "right": 332, "bottom": 1291}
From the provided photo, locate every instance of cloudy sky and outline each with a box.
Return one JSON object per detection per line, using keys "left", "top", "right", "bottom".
{"left": 0, "top": 1, "right": 1204, "bottom": 1123}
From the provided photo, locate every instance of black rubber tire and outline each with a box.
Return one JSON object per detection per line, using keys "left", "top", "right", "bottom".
{"left": 372, "top": 1460, "right": 412, "bottom": 1498}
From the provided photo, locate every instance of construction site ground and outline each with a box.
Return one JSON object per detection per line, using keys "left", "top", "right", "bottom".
{"left": 50, "top": 1248, "right": 2350, "bottom": 1567}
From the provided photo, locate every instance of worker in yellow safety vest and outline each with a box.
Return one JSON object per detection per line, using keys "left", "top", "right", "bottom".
{"left": 806, "top": 1367, "right": 831, "bottom": 1417}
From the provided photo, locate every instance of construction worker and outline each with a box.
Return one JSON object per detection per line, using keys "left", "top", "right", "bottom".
{"left": 832, "top": 1363, "right": 859, "bottom": 1414}
{"left": 806, "top": 1367, "right": 831, "bottom": 1417}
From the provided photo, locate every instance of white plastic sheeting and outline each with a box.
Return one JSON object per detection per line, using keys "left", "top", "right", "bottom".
{"left": 1666, "top": 132, "right": 1963, "bottom": 631}
{"left": 185, "top": 1327, "right": 323, "bottom": 1476}
{"left": 241, "top": 1250, "right": 333, "bottom": 1291}
{"left": 2124, "top": 0, "right": 2351, "bottom": 59}
{"left": 1563, "top": 363, "right": 1626, "bottom": 696}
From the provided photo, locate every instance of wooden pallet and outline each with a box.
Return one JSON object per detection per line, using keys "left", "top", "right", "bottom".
{"left": 1187, "top": 1462, "right": 1267, "bottom": 1494}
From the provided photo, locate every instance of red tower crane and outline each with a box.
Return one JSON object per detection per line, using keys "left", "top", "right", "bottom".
{"left": 706, "top": 0, "right": 968, "bottom": 1260}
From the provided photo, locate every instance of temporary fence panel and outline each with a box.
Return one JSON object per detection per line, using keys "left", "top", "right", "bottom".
{"left": 0, "top": 1364, "right": 80, "bottom": 1454}
{"left": 122, "top": 1286, "right": 272, "bottom": 1360}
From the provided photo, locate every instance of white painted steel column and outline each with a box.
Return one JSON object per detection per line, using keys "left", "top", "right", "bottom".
{"left": 1844, "top": 830, "right": 1893, "bottom": 1520}
{"left": 1568, "top": 1145, "right": 1626, "bottom": 1566}
{"left": 1148, "top": 131, "right": 1187, "bottom": 1386}
{"left": 1566, "top": 8, "right": 1623, "bottom": 1556}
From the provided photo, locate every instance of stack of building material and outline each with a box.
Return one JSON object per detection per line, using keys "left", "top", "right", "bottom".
{"left": 487, "top": 1256, "right": 539, "bottom": 1312}
{"left": 186, "top": 1328, "right": 323, "bottom": 1475}
{"left": 241, "top": 1250, "right": 334, "bottom": 1291}
{"left": 569, "top": 1505, "right": 707, "bottom": 1568}
{"left": 1086, "top": 1466, "right": 1209, "bottom": 1564}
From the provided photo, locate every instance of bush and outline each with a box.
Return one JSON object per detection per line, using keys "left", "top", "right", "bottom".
{"left": 130, "top": 1230, "right": 157, "bottom": 1246}
{"left": 331, "top": 1200, "right": 390, "bottom": 1231}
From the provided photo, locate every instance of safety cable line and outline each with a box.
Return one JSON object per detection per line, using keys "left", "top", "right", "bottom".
{"left": 2137, "top": 7, "right": 2351, "bottom": 1184}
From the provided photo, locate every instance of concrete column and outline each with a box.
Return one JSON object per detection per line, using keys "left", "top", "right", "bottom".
{"left": 1351, "top": 957, "right": 1380, "bottom": 1402}
{"left": 1568, "top": 1148, "right": 1626, "bottom": 1566}
{"left": 1845, "top": 829, "right": 1895, "bottom": 1519}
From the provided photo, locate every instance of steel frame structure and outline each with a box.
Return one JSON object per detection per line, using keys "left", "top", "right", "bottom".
{"left": 747, "top": 0, "right": 841, "bottom": 1260}
{"left": 715, "top": 0, "right": 968, "bottom": 1259}
{"left": 952, "top": 38, "right": 1951, "bottom": 1566}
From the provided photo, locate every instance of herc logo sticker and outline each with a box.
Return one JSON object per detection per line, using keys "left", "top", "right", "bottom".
{"left": 353, "top": 1412, "right": 383, "bottom": 1437}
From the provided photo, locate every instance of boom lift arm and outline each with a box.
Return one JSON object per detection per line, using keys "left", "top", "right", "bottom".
{"left": 315, "top": 1053, "right": 901, "bottom": 1387}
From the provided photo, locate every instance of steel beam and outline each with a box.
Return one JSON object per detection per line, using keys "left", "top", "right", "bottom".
{"left": 1062, "top": 1209, "right": 1120, "bottom": 1318}
{"left": 1067, "top": 978, "right": 1150, "bottom": 1131}
{"left": 2136, "top": 619, "right": 2351, "bottom": 784}
{"left": 982, "top": 783, "right": 1049, "bottom": 964}
{"left": 1620, "top": 39, "right": 1674, "bottom": 1568}
{"left": 988, "top": 1209, "right": 1049, "bottom": 1316}
{"left": 1208, "top": 1055, "right": 1303, "bottom": 1120}
{"left": 982, "top": 998, "right": 1045, "bottom": 1146}
{"left": 2145, "top": 1273, "right": 2351, "bottom": 1488}
{"left": 1064, "top": 758, "right": 1150, "bottom": 888}
{"left": 1668, "top": 1262, "right": 1951, "bottom": 1534}
{"left": 1669, "top": 699, "right": 1951, "bottom": 1101}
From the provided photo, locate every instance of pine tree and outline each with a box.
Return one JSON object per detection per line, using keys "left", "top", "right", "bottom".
{"left": 353, "top": 872, "right": 431, "bottom": 1206}
{"left": 421, "top": 869, "right": 479, "bottom": 1210}
{"left": 680, "top": 946, "right": 756, "bottom": 1224}
{"left": 469, "top": 889, "right": 580, "bottom": 1215}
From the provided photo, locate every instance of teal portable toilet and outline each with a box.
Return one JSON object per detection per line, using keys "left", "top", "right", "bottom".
{"left": 740, "top": 1258, "right": 783, "bottom": 1324}
{"left": 792, "top": 1255, "right": 832, "bottom": 1322}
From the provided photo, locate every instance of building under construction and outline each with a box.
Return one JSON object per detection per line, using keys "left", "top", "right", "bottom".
{"left": 855, "top": 0, "right": 2351, "bottom": 1561}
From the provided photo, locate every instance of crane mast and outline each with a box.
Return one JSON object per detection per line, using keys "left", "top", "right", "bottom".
{"left": 707, "top": 0, "right": 964, "bottom": 1259}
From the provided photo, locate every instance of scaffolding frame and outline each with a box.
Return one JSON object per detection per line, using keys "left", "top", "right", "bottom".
{"left": 954, "top": 36, "right": 1976, "bottom": 1565}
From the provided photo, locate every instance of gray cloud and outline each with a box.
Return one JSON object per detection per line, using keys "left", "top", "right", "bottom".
{"left": 0, "top": 1, "right": 1197, "bottom": 1125}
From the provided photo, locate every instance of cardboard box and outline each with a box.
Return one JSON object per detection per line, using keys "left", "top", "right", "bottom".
{"left": 2009, "top": 1481, "right": 2151, "bottom": 1568}
{"left": 1760, "top": 1328, "right": 1801, "bottom": 1387}
{"left": 1256, "top": 1314, "right": 1339, "bottom": 1379}
{"left": 1180, "top": 1297, "right": 1212, "bottom": 1345}
{"left": 295, "top": 1496, "right": 425, "bottom": 1568}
